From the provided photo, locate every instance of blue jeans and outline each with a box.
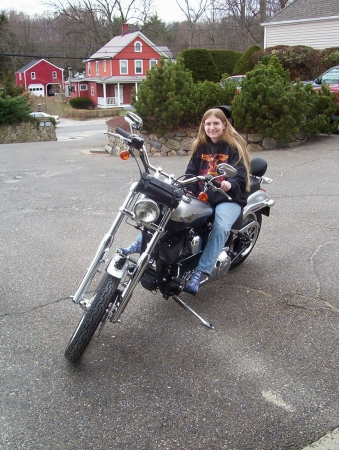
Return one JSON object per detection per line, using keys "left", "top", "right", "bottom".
{"left": 196, "top": 202, "right": 241, "bottom": 275}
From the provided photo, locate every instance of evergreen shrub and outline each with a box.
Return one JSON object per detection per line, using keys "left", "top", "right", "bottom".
{"left": 180, "top": 49, "right": 220, "bottom": 83}
{"left": 209, "top": 49, "right": 243, "bottom": 80}
{"left": 0, "top": 95, "right": 31, "bottom": 125}
{"left": 301, "top": 83, "right": 338, "bottom": 135}
{"left": 191, "top": 81, "right": 234, "bottom": 117}
{"left": 232, "top": 56, "right": 337, "bottom": 142}
{"left": 131, "top": 56, "right": 197, "bottom": 135}
{"left": 233, "top": 45, "right": 261, "bottom": 75}
{"left": 69, "top": 97, "right": 93, "bottom": 109}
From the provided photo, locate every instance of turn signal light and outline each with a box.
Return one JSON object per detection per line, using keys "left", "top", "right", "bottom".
{"left": 198, "top": 192, "right": 208, "bottom": 202}
{"left": 119, "top": 150, "right": 130, "bottom": 160}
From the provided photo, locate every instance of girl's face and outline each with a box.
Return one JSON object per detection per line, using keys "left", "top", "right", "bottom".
{"left": 203, "top": 114, "right": 226, "bottom": 143}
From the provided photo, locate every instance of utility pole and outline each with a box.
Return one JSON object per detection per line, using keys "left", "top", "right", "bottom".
{"left": 260, "top": 0, "right": 266, "bottom": 49}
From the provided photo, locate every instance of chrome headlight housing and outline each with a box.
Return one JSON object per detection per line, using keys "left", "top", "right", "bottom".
{"left": 134, "top": 199, "right": 160, "bottom": 223}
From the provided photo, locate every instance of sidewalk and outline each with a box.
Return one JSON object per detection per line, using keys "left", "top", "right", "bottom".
{"left": 302, "top": 428, "right": 339, "bottom": 449}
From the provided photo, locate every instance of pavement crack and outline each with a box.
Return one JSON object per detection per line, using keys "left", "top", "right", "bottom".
{"left": 310, "top": 240, "right": 339, "bottom": 313}
{"left": 0, "top": 296, "right": 71, "bottom": 319}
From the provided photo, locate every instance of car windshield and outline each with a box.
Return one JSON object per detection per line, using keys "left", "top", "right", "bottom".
{"left": 321, "top": 68, "right": 339, "bottom": 84}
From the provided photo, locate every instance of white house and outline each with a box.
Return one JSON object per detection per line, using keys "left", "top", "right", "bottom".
{"left": 262, "top": 0, "right": 339, "bottom": 50}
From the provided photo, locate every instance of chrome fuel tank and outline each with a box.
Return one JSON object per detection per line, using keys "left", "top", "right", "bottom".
{"left": 168, "top": 196, "right": 213, "bottom": 230}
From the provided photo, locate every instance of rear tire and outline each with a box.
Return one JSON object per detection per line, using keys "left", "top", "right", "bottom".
{"left": 230, "top": 212, "right": 262, "bottom": 269}
{"left": 65, "top": 273, "right": 119, "bottom": 362}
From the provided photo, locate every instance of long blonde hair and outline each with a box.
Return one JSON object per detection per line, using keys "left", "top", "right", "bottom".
{"left": 192, "top": 108, "right": 250, "bottom": 190}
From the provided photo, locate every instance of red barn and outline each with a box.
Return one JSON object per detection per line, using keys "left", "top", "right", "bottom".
{"left": 16, "top": 59, "right": 64, "bottom": 97}
{"left": 66, "top": 25, "right": 171, "bottom": 108}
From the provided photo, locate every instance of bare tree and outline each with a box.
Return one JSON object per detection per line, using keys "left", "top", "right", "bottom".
{"left": 176, "top": 0, "right": 211, "bottom": 47}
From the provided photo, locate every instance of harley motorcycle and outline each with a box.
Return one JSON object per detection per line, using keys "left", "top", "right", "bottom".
{"left": 64, "top": 111, "right": 274, "bottom": 362}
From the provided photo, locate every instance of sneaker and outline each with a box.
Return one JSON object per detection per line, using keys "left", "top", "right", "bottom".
{"left": 118, "top": 240, "right": 142, "bottom": 256}
{"left": 185, "top": 270, "right": 202, "bottom": 296}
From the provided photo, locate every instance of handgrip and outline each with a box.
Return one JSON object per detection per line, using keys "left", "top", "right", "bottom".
{"left": 116, "top": 127, "right": 131, "bottom": 139}
{"left": 211, "top": 180, "right": 221, "bottom": 188}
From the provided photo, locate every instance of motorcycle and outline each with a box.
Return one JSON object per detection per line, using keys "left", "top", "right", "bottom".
{"left": 64, "top": 111, "right": 275, "bottom": 362}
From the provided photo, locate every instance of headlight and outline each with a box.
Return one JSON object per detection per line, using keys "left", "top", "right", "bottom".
{"left": 134, "top": 199, "right": 160, "bottom": 223}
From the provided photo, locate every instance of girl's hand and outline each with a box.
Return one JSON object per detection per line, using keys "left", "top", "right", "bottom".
{"left": 221, "top": 180, "right": 232, "bottom": 192}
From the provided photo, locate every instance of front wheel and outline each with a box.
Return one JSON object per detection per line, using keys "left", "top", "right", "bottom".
{"left": 230, "top": 212, "right": 262, "bottom": 269}
{"left": 65, "top": 273, "right": 120, "bottom": 362}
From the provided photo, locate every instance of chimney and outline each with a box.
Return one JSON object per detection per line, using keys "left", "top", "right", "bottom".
{"left": 121, "top": 23, "right": 129, "bottom": 36}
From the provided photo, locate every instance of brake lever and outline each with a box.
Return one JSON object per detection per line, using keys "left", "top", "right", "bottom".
{"left": 206, "top": 179, "right": 232, "bottom": 201}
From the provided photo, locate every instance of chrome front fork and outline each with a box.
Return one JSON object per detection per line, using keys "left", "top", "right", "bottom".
{"left": 71, "top": 183, "right": 138, "bottom": 304}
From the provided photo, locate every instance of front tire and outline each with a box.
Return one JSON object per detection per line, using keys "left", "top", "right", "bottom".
{"left": 65, "top": 273, "right": 119, "bottom": 362}
{"left": 230, "top": 212, "right": 262, "bottom": 269}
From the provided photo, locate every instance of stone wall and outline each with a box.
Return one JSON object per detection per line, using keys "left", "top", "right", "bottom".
{"left": 0, "top": 119, "right": 57, "bottom": 144}
{"left": 105, "top": 123, "right": 309, "bottom": 156}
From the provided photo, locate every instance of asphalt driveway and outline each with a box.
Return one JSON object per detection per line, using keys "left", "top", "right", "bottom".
{"left": 0, "top": 132, "right": 338, "bottom": 450}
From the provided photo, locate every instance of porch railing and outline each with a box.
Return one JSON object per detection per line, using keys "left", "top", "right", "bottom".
{"left": 97, "top": 97, "right": 121, "bottom": 108}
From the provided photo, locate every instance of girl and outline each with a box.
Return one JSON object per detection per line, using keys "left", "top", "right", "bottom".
{"left": 184, "top": 108, "right": 250, "bottom": 295}
{"left": 120, "top": 108, "right": 250, "bottom": 296}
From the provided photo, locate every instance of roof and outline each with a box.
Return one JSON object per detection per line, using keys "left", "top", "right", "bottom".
{"left": 85, "top": 31, "right": 171, "bottom": 61}
{"left": 16, "top": 59, "right": 63, "bottom": 73}
{"left": 264, "top": 0, "right": 339, "bottom": 24}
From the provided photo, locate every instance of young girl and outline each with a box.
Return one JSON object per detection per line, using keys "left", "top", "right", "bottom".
{"left": 184, "top": 108, "right": 250, "bottom": 295}
{"left": 120, "top": 108, "right": 250, "bottom": 296}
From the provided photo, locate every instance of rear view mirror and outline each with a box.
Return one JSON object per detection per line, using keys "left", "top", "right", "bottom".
{"left": 216, "top": 163, "right": 237, "bottom": 178}
{"left": 125, "top": 111, "right": 143, "bottom": 131}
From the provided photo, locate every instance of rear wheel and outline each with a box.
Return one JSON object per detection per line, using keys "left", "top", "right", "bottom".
{"left": 230, "top": 212, "right": 262, "bottom": 269}
{"left": 65, "top": 273, "right": 120, "bottom": 362}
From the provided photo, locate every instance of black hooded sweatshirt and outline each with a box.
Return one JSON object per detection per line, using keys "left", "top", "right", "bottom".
{"left": 185, "top": 140, "right": 248, "bottom": 207}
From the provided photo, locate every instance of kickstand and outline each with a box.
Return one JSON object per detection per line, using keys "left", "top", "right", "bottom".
{"left": 172, "top": 295, "right": 214, "bottom": 329}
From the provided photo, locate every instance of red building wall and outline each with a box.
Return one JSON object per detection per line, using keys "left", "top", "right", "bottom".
{"left": 16, "top": 60, "right": 63, "bottom": 96}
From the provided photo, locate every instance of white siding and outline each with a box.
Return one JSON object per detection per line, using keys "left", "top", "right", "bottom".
{"left": 264, "top": 19, "right": 339, "bottom": 49}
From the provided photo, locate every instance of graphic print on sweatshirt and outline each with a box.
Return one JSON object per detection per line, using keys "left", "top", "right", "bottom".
{"left": 201, "top": 153, "right": 229, "bottom": 177}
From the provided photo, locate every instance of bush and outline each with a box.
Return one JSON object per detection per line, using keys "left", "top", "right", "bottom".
{"left": 232, "top": 56, "right": 337, "bottom": 141}
{"left": 131, "top": 56, "right": 197, "bottom": 135}
{"left": 191, "top": 81, "right": 234, "bottom": 119}
{"left": 232, "top": 57, "right": 307, "bottom": 142}
{"left": 209, "top": 49, "right": 243, "bottom": 80}
{"left": 180, "top": 49, "right": 220, "bottom": 83}
{"left": 321, "top": 48, "right": 339, "bottom": 71}
{"left": 254, "top": 45, "right": 321, "bottom": 80}
{"left": 0, "top": 95, "right": 31, "bottom": 125}
{"left": 233, "top": 45, "right": 261, "bottom": 75}
{"left": 301, "top": 83, "right": 338, "bottom": 135}
{"left": 69, "top": 97, "right": 93, "bottom": 109}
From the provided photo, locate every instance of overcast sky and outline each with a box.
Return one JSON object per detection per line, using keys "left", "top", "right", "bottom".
{"left": 0, "top": 0, "right": 188, "bottom": 23}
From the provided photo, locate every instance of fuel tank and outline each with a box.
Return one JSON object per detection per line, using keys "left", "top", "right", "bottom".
{"left": 167, "top": 196, "right": 213, "bottom": 230}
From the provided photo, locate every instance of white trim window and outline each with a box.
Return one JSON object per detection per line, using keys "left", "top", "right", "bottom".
{"left": 103, "top": 60, "right": 106, "bottom": 73}
{"left": 52, "top": 71, "right": 57, "bottom": 79}
{"left": 19, "top": 73, "right": 22, "bottom": 80}
{"left": 135, "top": 60, "right": 143, "bottom": 74}
{"left": 87, "top": 61, "right": 91, "bottom": 76}
{"left": 96, "top": 61, "right": 99, "bottom": 75}
{"left": 31, "top": 72, "right": 36, "bottom": 80}
{"left": 120, "top": 60, "right": 128, "bottom": 75}
{"left": 134, "top": 41, "right": 142, "bottom": 52}
{"left": 79, "top": 84, "right": 88, "bottom": 91}
{"left": 91, "top": 85, "right": 94, "bottom": 96}
{"left": 149, "top": 60, "right": 157, "bottom": 70}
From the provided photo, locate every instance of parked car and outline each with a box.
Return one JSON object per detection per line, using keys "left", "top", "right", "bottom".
{"left": 303, "top": 66, "right": 339, "bottom": 120}
{"left": 303, "top": 66, "right": 339, "bottom": 87}
{"left": 220, "top": 75, "right": 246, "bottom": 93}
{"left": 29, "top": 111, "right": 60, "bottom": 124}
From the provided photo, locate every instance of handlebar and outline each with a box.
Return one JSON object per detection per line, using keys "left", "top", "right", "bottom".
{"left": 116, "top": 127, "right": 131, "bottom": 139}
{"left": 107, "top": 123, "right": 233, "bottom": 200}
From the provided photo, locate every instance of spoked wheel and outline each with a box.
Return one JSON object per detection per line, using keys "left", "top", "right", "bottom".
{"left": 230, "top": 212, "right": 262, "bottom": 269}
{"left": 65, "top": 273, "right": 120, "bottom": 362}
